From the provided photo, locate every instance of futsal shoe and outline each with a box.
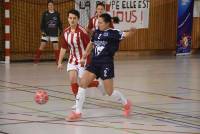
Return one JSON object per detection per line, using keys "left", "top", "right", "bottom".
{"left": 66, "top": 111, "right": 82, "bottom": 122}
{"left": 123, "top": 99, "right": 132, "bottom": 117}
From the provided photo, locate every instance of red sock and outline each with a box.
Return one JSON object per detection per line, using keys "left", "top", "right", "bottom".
{"left": 88, "top": 80, "right": 99, "bottom": 88}
{"left": 34, "top": 49, "right": 42, "bottom": 63}
{"left": 71, "top": 83, "right": 79, "bottom": 96}
{"left": 54, "top": 49, "right": 60, "bottom": 64}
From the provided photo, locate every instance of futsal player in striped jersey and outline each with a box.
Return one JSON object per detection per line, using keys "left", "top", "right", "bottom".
{"left": 86, "top": 2, "right": 107, "bottom": 35}
{"left": 86, "top": 2, "right": 117, "bottom": 36}
{"left": 57, "top": 10, "right": 99, "bottom": 108}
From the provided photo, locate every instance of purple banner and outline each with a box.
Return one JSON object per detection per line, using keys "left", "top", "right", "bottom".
{"left": 176, "top": 0, "right": 194, "bottom": 55}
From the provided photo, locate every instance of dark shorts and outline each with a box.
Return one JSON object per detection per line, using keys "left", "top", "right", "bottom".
{"left": 86, "top": 62, "right": 114, "bottom": 80}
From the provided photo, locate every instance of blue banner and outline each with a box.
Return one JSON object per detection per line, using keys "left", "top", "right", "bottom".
{"left": 176, "top": 0, "right": 194, "bottom": 55}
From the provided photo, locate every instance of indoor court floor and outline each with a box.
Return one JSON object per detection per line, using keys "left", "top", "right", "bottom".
{"left": 0, "top": 55, "right": 200, "bottom": 134}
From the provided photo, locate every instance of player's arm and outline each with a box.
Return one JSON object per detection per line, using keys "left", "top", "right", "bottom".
{"left": 123, "top": 28, "right": 136, "bottom": 39}
{"left": 57, "top": 12, "right": 63, "bottom": 34}
{"left": 40, "top": 12, "right": 46, "bottom": 35}
{"left": 58, "top": 48, "right": 66, "bottom": 66}
{"left": 80, "top": 41, "right": 93, "bottom": 65}
{"left": 81, "top": 29, "right": 95, "bottom": 65}
{"left": 57, "top": 33, "right": 68, "bottom": 70}
{"left": 83, "top": 41, "right": 93, "bottom": 59}
{"left": 85, "top": 18, "right": 93, "bottom": 36}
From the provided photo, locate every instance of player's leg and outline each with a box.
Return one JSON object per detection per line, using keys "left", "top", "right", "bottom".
{"left": 67, "top": 64, "right": 79, "bottom": 109}
{"left": 66, "top": 70, "right": 97, "bottom": 121}
{"left": 78, "top": 64, "right": 99, "bottom": 88}
{"left": 88, "top": 80, "right": 99, "bottom": 87}
{"left": 103, "top": 79, "right": 132, "bottom": 116}
{"left": 100, "top": 63, "right": 132, "bottom": 117}
{"left": 69, "top": 70, "right": 79, "bottom": 96}
{"left": 51, "top": 37, "right": 59, "bottom": 64}
{"left": 76, "top": 70, "right": 96, "bottom": 110}
{"left": 67, "top": 63, "right": 79, "bottom": 96}
{"left": 69, "top": 64, "right": 100, "bottom": 110}
{"left": 34, "top": 37, "right": 48, "bottom": 63}
{"left": 102, "top": 79, "right": 127, "bottom": 105}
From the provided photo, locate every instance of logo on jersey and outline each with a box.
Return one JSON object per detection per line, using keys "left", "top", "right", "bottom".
{"left": 95, "top": 45, "right": 105, "bottom": 56}
{"left": 48, "top": 20, "right": 56, "bottom": 28}
{"left": 98, "top": 34, "right": 102, "bottom": 39}
{"left": 94, "top": 41, "right": 107, "bottom": 56}
{"left": 52, "top": 17, "right": 57, "bottom": 21}
{"left": 103, "top": 32, "right": 109, "bottom": 37}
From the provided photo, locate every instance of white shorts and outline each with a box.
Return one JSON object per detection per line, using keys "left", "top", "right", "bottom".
{"left": 41, "top": 36, "right": 58, "bottom": 43}
{"left": 67, "top": 63, "right": 85, "bottom": 78}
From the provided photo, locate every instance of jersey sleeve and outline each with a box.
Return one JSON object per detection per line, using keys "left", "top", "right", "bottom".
{"left": 87, "top": 18, "right": 93, "bottom": 30}
{"left": 57, "top": 12, "right": 63, "bottom": 33}
{"left": 60, "top": 32, "right": 68, "bottom": 49}
{"left": 109, "top": 30, "right": 123, "bottom": 55}
{"left": 113, "top": 30, "right": 125, "bottom": 41}
{"left": 40, "top": 12, "right": 46, "bottom": 33}
{"left": 91, "top": 31, "right": 96, "bottom": 43}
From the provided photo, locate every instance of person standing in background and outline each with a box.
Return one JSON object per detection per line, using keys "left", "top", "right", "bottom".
{"left": 34, "top": 0, "right": 62, "bottom": 64}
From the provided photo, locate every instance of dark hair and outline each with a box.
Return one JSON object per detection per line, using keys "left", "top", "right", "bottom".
{"left": 99, "top": 13, "right": 112, "bottom": 24}
{"left": 112, "top": 16, "right": 120, "bottom": 24}
{"left": 47, "top": 0, "right": 54, "bottom": 5}
{"left": 67, "top": 9, "right": 80, "bottom": 19}
{"left": 96, "top": 2, "right": 105, "bottom": 8}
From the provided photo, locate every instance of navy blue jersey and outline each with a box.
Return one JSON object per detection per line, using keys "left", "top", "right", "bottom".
{"left": 40, "top": 11, "right": 62, "bottom": 36}
{"left": 91, "top": 28, "right": 124, "bottom": 63}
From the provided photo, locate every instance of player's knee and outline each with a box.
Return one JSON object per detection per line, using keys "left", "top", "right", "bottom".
{"left": 79, "top": 79, "right": 88, "bottom": 89}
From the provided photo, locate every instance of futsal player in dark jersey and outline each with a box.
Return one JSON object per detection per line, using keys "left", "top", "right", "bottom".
{"left": 34, "top": 0, "right": 62, "bottom": 64}
{"left": 67, "top": 13, "right": 135, "bottom": 121}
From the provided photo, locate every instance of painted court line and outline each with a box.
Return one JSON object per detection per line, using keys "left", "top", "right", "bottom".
{"left": 1, "top": 83, "right": 200, "bottom": 129}
{"left": 0, "top": 80, "right": 199, "bottom": 132}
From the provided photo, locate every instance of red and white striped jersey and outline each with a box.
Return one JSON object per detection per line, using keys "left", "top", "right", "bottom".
{"left": 87, "top": 16, "right": 99, "bottom": 31}
{"left": 87, "top": 16, "right": 114, "bottom": 31}
{"left": 61, "top": 24, "right": 90, "bottom": 65}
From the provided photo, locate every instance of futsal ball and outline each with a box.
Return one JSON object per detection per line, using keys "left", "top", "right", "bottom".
{"left": 34, "top": 90, "right": 49, "bottom": 104}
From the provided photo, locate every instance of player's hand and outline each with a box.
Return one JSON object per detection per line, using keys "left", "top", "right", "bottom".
{"left": 124, "top": 27, "right": 136, "bottom": 38}
{"left": 59, "top": 31, "right": 62, "bottom": 36}
{"left": 80, "top": 58, "right": 86, "bottom": 67}
{"left": 41, "top": 32, "right": 47, "bottom": 37}
{"left": 57, "top": 63, "right": 64, "bottom": 71}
